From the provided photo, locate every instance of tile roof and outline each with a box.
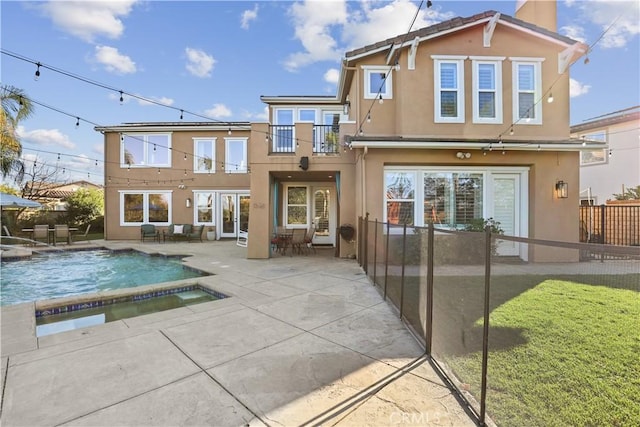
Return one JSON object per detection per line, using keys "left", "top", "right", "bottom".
{"left": 345, "top": 10, "right": 578, "bottom": 59}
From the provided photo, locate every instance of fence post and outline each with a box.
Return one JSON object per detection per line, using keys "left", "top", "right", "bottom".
{"left": 425, "top": 222, "right": 434, "bottom": 354}
{"left": 364, "top": 213, "right": 369, "bottom": 274}
{"left": 479, "top": 225, "right": 492, "bottom": 425}
{"left": 373, "top": 219, "right": 378, "bottom": 286}
{"left": 399, "top": 223, "right": 407, "bottom": 319}
{"left": 384, "top": 221, "right": 390, "bottom": 300}
{"left": 600, "top": 205, "right": 606, "bottom": 262}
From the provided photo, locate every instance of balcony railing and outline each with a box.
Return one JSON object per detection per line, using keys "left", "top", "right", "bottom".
{"left": 270, "top": 125, "right": 295, "bottom": 153}
{"left": 313, "top": 125, "right": 340, "bottom": 154}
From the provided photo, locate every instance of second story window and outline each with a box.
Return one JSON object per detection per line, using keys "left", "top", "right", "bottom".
{"left": 472, "top": 57, "right": 504, "bottom": 124}
{"left": 512, "top": 58, "right": 543, "bottom": 124}
{"left": 273, "top": 108, "right": 294, "bottom": 153}
{"left": 121, "top": 134, "right": 171, "bottom": 167}
{"left": 225, "top": 137, "right": 248, "bottom": 173}
{"left": 433, "top": 56, "right": 466, "bottom": 123}
{"left": 193, "top": 138, "right": 216, "bottom": 173}
{"left": 580, "top": 132, "right": 607, "bottom": 166}
{"left": 363, "top": 66, "right": 393, "bottom": 100}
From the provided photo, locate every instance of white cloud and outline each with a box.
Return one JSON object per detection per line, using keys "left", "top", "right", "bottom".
{"left": 93, "top": 144, "right": 104, "bottom": 155}
{"left": 566, "top": 0, "right": 639, "bottom": 49}
{"left": 570, "top": 78, "right": 591, "bottom": 97}
{"left": 241, "top": 106, "right": 269, "bottom": 121}
{"left": 241, "top": 4, "right": 259, "bottom": 30}
{"left": 94, "top": 45, "right": 137, "bottom": 74}
{"left": 40, "top": 0, "right": 138, "bottom": 42}
{"left": 560, "top": 25, "right": 587, "bottom": 43}
{"left": 136, "top": 96, "right": 174, "bottom": 107}
{"left": 324, "top": 68, "right": 340, "bottom": 84}
{"left": 204, "top": 104, "right": 232, "bottom": 119}
{"left": 284, "top": 0, "right": 348, "bottom": 71}
{"left": 185, "top": 47, "right": 216, "bottom": 78}
{"left": 284, "top": 0, "right": 454, "bottom": 71}
{"left": 16, "top": 126, "right": 76, "bottom": 150}
{"left": 341, "top": 0, "right": 449, "bottom": 50}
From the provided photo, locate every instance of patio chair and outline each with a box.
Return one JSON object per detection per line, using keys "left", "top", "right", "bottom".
{"left": 74, "top": 224, "right": 91, "bottom": 243}
{"left": 304, "top": 226, "right": 316, "bottom": 254}
{"left": 237, "top": 228, "right": 248, "bottom": 247}
{"left": 187, "top": 225, "right": 204, "bottom": 242}
{"left": 33, "top": 224, "right": 49, "bottom": 246}
{"left": 54, "top": 224, "right": 72, "bottom": 245}
{"left": 164, "top": 224, "right": 191, "bottom": 242}
{"left": 140, "top": 224, "right": 159, "bottom": 242}
{"left": 290, "top": 228, "right": 306, "bottom": 255}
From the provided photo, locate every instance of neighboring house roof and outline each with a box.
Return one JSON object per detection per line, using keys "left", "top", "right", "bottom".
{"left": 23, "top": 180, "right": 103, "bottom": 202}
{"left": 570, "top": 106, "right": 640, "bottom": 134}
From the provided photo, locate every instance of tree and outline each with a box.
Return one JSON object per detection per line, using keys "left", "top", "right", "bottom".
{"left": 1, "top": 85, "right": 34, "bottom": 181}
{"left": 612, "top": 185, "right": 640, "bottom": 201}
{"left": 64, "top": 188, "right": 104, "bottom": 226}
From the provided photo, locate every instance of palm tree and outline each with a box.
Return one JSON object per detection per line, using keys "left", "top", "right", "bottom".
{"left": 1, "top": 85, "right": 34, "bottom": 181}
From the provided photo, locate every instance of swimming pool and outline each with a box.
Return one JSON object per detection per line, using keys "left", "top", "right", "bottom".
{"left": 0, "top": 249, "right": 208, "bottom": 306}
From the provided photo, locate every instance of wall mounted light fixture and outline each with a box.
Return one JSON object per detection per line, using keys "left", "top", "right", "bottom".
{"left": 456, "top": 151, "right": 471, "bottom": 159}
{"left": 555, "top": 180, "right": 568, "bottom": 199}
{"left": 186, "top": 197, "right": 192, "bottom": 208}
{"left": 343, "top": 97, "right": 350, "bottom": 115}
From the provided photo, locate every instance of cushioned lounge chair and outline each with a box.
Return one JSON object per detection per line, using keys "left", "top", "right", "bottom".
{"left": 164, "top": 224, "right": 192, "bottom": 242}
{"left": 187, "top": 225, "right": 204, "bottom": 242}
{"left": 141, "top": 224, "right": 159, "bottom": 242}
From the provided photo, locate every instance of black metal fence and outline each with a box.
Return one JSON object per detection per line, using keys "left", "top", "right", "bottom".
{"left": 580, "top": 204, "right": 640, "bottom": 246}
{"left": 358, "top": 215, "right": 640, "bottom": 426}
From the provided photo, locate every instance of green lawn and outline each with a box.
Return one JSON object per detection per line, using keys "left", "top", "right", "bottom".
{"left": 377, "top": 274, "right": 640, "bottom": 426}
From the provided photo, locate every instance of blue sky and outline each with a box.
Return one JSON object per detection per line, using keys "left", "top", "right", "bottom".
{"left": 1, "top": 0, "right": 639, "bottom": 185}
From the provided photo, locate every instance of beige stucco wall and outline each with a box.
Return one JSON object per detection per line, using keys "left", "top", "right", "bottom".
{"left": 354, "top": 147, "right": 580, "bottom": 262}
{"left": 347, "top": 23, "right": 571, "bottom": 141}
{"left": 103, "top": 129, "right": 251, "bottom": 240}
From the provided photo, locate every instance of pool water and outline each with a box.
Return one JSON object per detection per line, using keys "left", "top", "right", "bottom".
{"left": 0, "top": 250, "right": 207, "bottom": 306}
{"left": 36, "top": 289, "right": 219, "bottom": 337}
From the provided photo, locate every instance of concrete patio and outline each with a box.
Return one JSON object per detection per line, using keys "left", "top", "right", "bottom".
{"left": 0, "top": 240, "right": 474, "bottom": 426}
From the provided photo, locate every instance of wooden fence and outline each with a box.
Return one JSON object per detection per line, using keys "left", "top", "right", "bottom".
{"left": 579, "top": 204, "right": 640, "bottom": 246}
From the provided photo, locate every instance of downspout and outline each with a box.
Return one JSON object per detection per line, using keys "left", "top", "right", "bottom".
{"left": 362, "top": 146, "right": 368, "bottom": 218}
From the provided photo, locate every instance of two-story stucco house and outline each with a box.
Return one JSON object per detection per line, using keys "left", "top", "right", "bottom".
{"left": 95, "top": 122, "right": 252, "bottom": 241}
{"left": 571, "top": 106, "right": 640, "bottom": 205}
{"left": 97, "top": 1, "right": 602, "bottom": 262}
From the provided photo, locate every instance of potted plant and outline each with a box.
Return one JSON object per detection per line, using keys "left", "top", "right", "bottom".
{"left": 324, "top": 131, "right": 339, "bottom": 153}
{"left": 206, "top": 226, "right": 216, "bottom": 241}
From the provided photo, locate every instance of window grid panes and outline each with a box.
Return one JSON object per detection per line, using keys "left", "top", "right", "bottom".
{"left": 286, "top": 186, "right": 307, "bottom": 226}
{"left": 580, "top": 132, "right": 607, "bottom": 165}
{"left": 478, "top": 63, "right": 496, "bottom": 118}
{"left": 122, "top": 192, "right": 171, "bottom": 225}
{"left": 385, "top": 172, "right": 415, "bottom": 225}
{"left": 424, "top": 173, "right": 483, "bottom": 227}
{"left": 364, "top": 68, "right": 392, "bottom": 99}
{"left": 194, "top": 192, "right": 214, "bottom": 224}
{"left": 194, "top": 139, "right": 215, "bottom": 173}
{"left": 225, "top": 138, "right": 247, "bottom": 173}
{"left": 122, "top": 134, "right": 171, "bottom": 167}
{"left": 517, "top": 64, "right": 536, "bottom": 119}
{"left": 440, "top": 63, "right": 458, "bottom": 117}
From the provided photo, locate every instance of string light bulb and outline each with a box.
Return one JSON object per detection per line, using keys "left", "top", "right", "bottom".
{"left": 75, "top": 117, "right": 80, "bottom": 128}
{"left": 509, "top": 126, "right": 514, "bottom": 136}
{"left": 584, "top": 56, "right": 590, "bottom": 65}
{"left": 366, "top": 113, "right": 371, "bottom": 123}
{"left": 119, "top": 91, "right": 124, "bottom": 104}
{"left": 228, "top": 128, "right": 232, "bottom": 135}
{"left": 180, "top": 110, "right": 184, "bottom": 120}
{"left": 34, "top": 62, "right": 41, "bottom": 80}
{"left": 427, "top": 0, "right": 433, "bottom": 7}
{"left": 547, "top": 93, "right": 554, "bottom": 103}
{"left": 378, "top": 94, "right": 383, "bottom": 104}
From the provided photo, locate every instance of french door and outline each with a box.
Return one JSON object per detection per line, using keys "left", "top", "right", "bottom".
{"left": 312, "top": 186, "right": 335, "bottom": 245}
{"left": 491, "top": 174, "right": 520, "bottom": 256}
{"left": 220, "top": 193, "right": 250, "bottom": 238}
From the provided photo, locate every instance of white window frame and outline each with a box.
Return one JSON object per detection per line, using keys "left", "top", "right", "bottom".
{"left": 511, "top": 58, "right": 544, "bottom": 125}
{"left": 224, "top": 137, "right": 248, "bottom": 173}
{"left": 384, "top": 171, "right": 417, "bottom": 226}
{"left": 192, "top": 190, "right": 216, "bottom": 226}
{"left": 284, "top": 184, "right": 309, "bottom": 228}
{"left": 580, "top": 131, "right": 608, "bottom": 166}
{"left": 471, "top": 57, "right": 504, "bottom": 124}
{"left": 119, "top": 190, "right": 172, "bottom": 226}
{"left": 120, "top": 133, "right": 172, "bottom": 168}
{"left": 362, "top": 65, "right": 393, "bottom": 100}
{"left": 193, "top": 137, "right": 216, "bottom": 174}
{"left": 383, "top": 166, "right": 529, "bottom": 230}
{"left": 432, "top": 55, "right": 467, "bottom": 123}
{"left": 298, "top": 109, "right": 317, "bottom": 123}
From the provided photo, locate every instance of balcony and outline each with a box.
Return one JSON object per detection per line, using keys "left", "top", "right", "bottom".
{"left": 268, "top": 124, "right": 341, "bottom": 155}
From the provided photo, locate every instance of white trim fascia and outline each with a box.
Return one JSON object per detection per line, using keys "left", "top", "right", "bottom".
{"left": 259, "top": 96, "right": 340, "bottom": 104}
{"left": 102, "top": 126, "right": 248, "bottom": 132}
{"left": 408, "top": 36, "right": 420, "bottom": 70}
{"left": 508, "top": 56, "right": 545, "bottom": 62}
{"left": 484, "top": 12, "right": 501, "bottom": 47}
{"left": 498, "top": 20, "right": 573, "bottom": 48}
{"left": 349, "top": 140, "right": 608, "bottom": 151}
{"left": 430, "top": 55, "right": 469, "bottom": 60}
{"left": 469, "top": 56, "right": 506, "bottom": 61}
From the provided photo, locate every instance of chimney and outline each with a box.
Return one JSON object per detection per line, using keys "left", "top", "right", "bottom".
{"left": 515, "top": 0, "right": 557, "bottom": 32}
